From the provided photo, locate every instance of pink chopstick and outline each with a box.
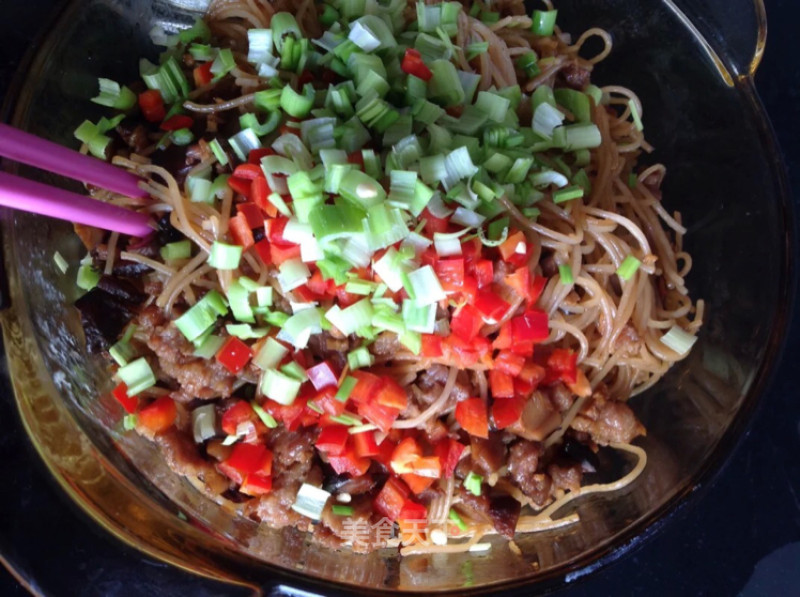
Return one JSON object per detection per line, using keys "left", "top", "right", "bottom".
{"left": 0, "top": 123, "right": 148, "bottom": 198}
{"left": 0, "top": 171, "right": 153, "bottom": 237}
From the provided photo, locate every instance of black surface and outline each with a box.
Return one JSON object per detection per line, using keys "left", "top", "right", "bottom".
{"left": 2, "top": 1, "right": 800, "bottom": 595}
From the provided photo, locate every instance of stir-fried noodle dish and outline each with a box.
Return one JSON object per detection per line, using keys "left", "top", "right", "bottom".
{"left": 71, "top": 0, "right": 703, "bottom": 555}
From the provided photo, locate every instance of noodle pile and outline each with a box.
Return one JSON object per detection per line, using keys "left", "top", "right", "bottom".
{"left": 82, "top": 0, "right": 701, "bottom": 556}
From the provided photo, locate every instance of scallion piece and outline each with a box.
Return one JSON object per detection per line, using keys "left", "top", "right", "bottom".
{"left": 280, "top": 84, "right": 315, "bottom": 118}
{"left": 628, "top": 98, "right": 644, "bottom": 131}
{"left": 464, "top": 471, "right": 483, "bottom": 496}
{"left": 531, "top": 9, "right": 558, "bottom": 36}
{"left": 559, "top": 264, "right": 574, "bottom": 285}
{"left": 261, "top": 368, "right": 302, "bottom": 405}
{"left": 76, "top": 264, "right": 100, "bottom": 291}
{"left": 448, "top": 508, "right": 468, "bottom": 532}
{"left": 514, "top": 51, "right": 540, "bottom": 78}
{"left": 407, "top": 265, "right": 446, "bottom": 306}
{"left": 117, "top": 357, "right": 156, "bottom": 396}
{"left": 207, "top": 241, "right": 242, "bottom": 270}
{"left": 253, "top": 337, "right": 289, "bottom": 370}
{"left": 332, "top": 504, "right": 354, "bottom": 516}
{"left": 552, "top": 185, "right": 584, "bottom": 204}
{"left": 91, "top": 78, "right": 136, "bottom": 110}
{"left": 616, "top": 255, "right": 642, "bottom": 281}
{"left": 347, "top": 346, "right": 374, "bottom": 370}
{"left": 251, "top": 401, "right": 279, "bottom": 428}
{"left": 660, "top": 325, "right": 698, "bottom": 356}
{"left": 291, "top": 483, "right": 331, "bottom": 521}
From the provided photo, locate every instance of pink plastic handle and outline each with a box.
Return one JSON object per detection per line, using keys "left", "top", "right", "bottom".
{"left": 0, "top": 123, "right": 148, "bottom": 198}
{"left": 0, "top": 171, "right": 153, "bottom": 237}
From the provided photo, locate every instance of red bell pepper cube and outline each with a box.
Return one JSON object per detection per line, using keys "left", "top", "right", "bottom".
{"left": 401, "top": 48, "right": 433, "bottom": 81}
{"left": 137, "top": 396, "right": 177, "bottom": 434}
{"left": 349, "top": 370, "right": 383, "bottom": 404}
{"left": 160, "top": 114, "right": 194, "bottom": 131}
{"left": 450, "top": 303, "right": 484, "bottom": 342}
{"left": 455, "top": 397, "right": 489, "bottom": 439}
{"left": 248, "top": 147, "right": 276, "bottom": 164}
{"left": 240, "top": 473, "right": 272, "bottom": 496}
{"left": 316, "top": 425, "right": 350, "bottom": 456}
{"left": 489, "top": 369, "right": 515, "bottom": 399}
{"left": 228, "top": 212, "right": 255, "bottom": 249}
{"left": 434, "top": 438, "right": 465, "bottom": 479}
{"left": 511, "top": 309, "right": 549, "bottom": 344}
{"left": 328, "top": 445, "right": 371, "bottom": 476}
{"left": 227, "top": 176, "right": 252, "bottom": 199}
{"left": 314, "top": 386, "right": 346, "bottom": 417}
{"left": 492, "top": 394, "right": 526, "bottom": 430}
{"left": 226, "top": 442, "right": 273, "bottom": 475}
{"left": 547, "top": 348, "right": 579, "bottom": 384}
{"left": 390, "top": 436, "right": 422, "bottom": 474}
{"left": 420, "top": 334, "right": 444, "bottom": 358}
{"left": 374, "top": 476, "right": 411, "bottom": 522}
{"left": 112, "top": 382, "right": 137, "bottom": 414}
{"left": 269, "top": 242, "right": 301, "bottom": 265}
{"left": 307, "top": 360, "right": 339, "bottom": 391}
{"left": 352, "top": 430, "right": 380, "bottom": 458}
{"left": 236, "top": 202, "right": 265, "bottom": 229}
{"left": 398, "top": 500, "right": 428, "bottom": 544}
{"left": 498, "top": 230, "right": 532, "bottom": 267}
{"left": 408, "top": 456, "right": 442, "bottom": 479}
{"left": 138, "top": 89, "right": 165, "bottom": 122}
{"left": 474, "top": 289, "right": 511, "bottom": 322}
{"left": 421, "top": 207, "right": 449, "bottom": 235}
{"left": 215, "top": 336, "right": 254, "bottom": 374}
{"left": 401, "top": 472, "right": 436, "bottom": 494}
{"left": 434, "top": 258, "right": 465, "bottom": 291}
{"left": 253, "top": 238, "right": 272, "bottom": 266}
{"left": 357, "top": 396, "right": 401, "bottom": 433}
{"left": 374, "top": 377, "right": 408, "bottom": 410}
{"left": 492, "top": 322, "right": 513, "bottom": 351}
{"left": 232, "top": 164, "right": 264, "bottom": 180}
{"left": 221, "top": 400, "right": 260, "bottom": 436}
{"left": 473, "top": 259, "right": 494, "bottom": 288}
{"left": 251, "top": 178, "right": 275, "bottom": 217}
{"left": 193, "top": 61, "right": 214, "bottom": 87}
{"left": 529, "top": 275, "right": 548, "bottom": 305}
{"left": 494, "top": 350, "right": 526, "bottom": 376}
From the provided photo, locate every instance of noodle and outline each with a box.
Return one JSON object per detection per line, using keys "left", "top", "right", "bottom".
{"left": 75, "top": 0, "right": 702, "bottom": 559}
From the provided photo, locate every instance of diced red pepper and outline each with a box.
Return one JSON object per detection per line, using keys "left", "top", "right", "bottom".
{"left": 215, "top": 336, "right": 254, "bottom": 374}
{"left": 160, "top": 114, "right": 194, "bottom": 131}
{"left": 226, "top": 442, "right": 273, "bottom": 475}
{"left": 474, "top": 289, "right": 511, "bottom": 323}
{"left": 138, "top": 89, "right": 165, "bottom": 122}
{"left": 390, "top": 436, "right": 422, "bottom": 474}
{"left": 227, "top": 176, "right": 252, "bottom": 199}
{"left": 240, "top": 473, "right": 272, "bottom": 496}
{"left": 408, "top": 456, "right": 441, "bottom": 479}
{"left": 398, "top": 500, "right": 428, "bottom": 544}
{"left": 494, "top": 350, "right": 526, "bottom": 376}
{"left": 112, "top": 382, "right": 137, "bottom": 414}
{"left": 450, "top": 303, "right": 484, "bottom": 342}
{"left": 374, "top": 377, "right": 408, "bottom": 410}
{"left": 492, "top": 395, "right": 526, "bottom": 430}
{"left": 401, "top": 48, "right": 433, "bottom": 81}
{"left": 236, "top": 202, "right": 265, "bottom": 229}
{"left": 374, "top": 476, "right": 410, "bottom": 521}
{"left": 252, "top": 177, "right": 275, "bottom": 217}
{"left": 316, "top": 425, "right": 350, "bottom": 456}
{"left": 217, "top": 461, "right": 244, "bottom": 485}
{"left": 248, "top": 147, "right": 276, "bottom": 164}
{"left": 518, "top": 362, "right": 546, "bottom": 386}
{"left": 434, "top": 438, "right": 465, "bottom": 479}
{"left": 306, "top": 360, "right": 339, "bottom": 391}
{"left": 349, "top": 370, "right": 383, "bottom": 404}
{"left": 473, "top": 259, "right": 494, "bottom": 288}
{"left": 221, "top": 401, "right": 259, "bottom": 436}
{"left": 253, "top": 238, "right": 272, "bottom": 266}
{"left": 489, "top": 369, "right": 515, "bottom": 399}
{"left": 269, "top": 242, "right": 302, "bottom": 264}
{"left": 373, "top": 438, "right": 397, "bottom": 468}
{"left": 314, "top": 386, "right": 346, "bottom": 417}
{"left": 455, "top": 397, "right": 489, "bottom": 439}
{"left": 265, "top": 217, "right": 291, "bottom": 245}
{"left": 228, "top": 212, "right": 254, "bottom": 249}
{"left": 511, "top": 309, "right": 549, "bottom": 345}
{"left": 492, "top": 321, "right": 512, "bottom": 351}
{"left": 498, "top": 230, "right": 530, "bottom": 266}
{"left": 529, "top": 275, "right": 548, "bottom": 305}
{"left": 504, "top": 266, "right": 530, "bottom": 300}
{"left": 233, "top": 163, "right": 264, "bottom": 180}
{"left": 547, "top": 349, "right": 579, "bottom": 384}
{"left": 421, "top": 207, "right": 449, "bottom": 235}
{"left": 352, "top": 430, "right": 380, "bottom": 458}
{"left": 420, "top": 334, "right": 444, "bottom": 358}
{"left": 357, "top": 399, "right": 401, "bottom": 433}
{"left": 193, "top": 61, "right": 214, "bottom": 87}
{"left": 137, "top": 396, "right": 177, "bottom": 433}
{"left": 435, "top": 258, "right": 465, "bottom": 292}
{"left": 328, "top": 445, "right": 371, "bottom": 477}
{"left": 401, "top": 472, "right": 436, "bottom": 494}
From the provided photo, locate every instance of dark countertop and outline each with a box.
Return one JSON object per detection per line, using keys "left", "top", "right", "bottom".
{"left": 2, "top": 1, "right": 799, "bottom": 595}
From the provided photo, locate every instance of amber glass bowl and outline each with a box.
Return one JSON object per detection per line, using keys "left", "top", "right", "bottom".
{"left": 0, "top": 0, "right": 791, "bottom": 593}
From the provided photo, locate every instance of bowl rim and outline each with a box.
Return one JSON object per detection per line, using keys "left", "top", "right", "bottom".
{"left": 0, "top": 0, "right": 795, "bottom": 594}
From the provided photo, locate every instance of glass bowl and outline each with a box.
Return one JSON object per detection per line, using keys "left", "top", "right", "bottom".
{"left": 0, "top": 0, "right": 792, "bottom": 593}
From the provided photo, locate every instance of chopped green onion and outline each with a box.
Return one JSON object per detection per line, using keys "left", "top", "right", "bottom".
{"left": 277, "top": 259, "right": 311, "bottom": 292}
{"left": 160, "top": 240, "right": 191, "bottom": 261}
{"left": 552, "top": 185, "right": 584, "bottom": 204}
{"left": 326, "top": 299, "right": 374, "bottom": 336}
{"left": 628, "top": 99, "right": 644, "bottom": 131}
{"left": 515, "top": 52, "right": 541, "bottom": 78}
{"left": 53, "top": 251, "right": 68, "bottom": 274}
{"left": 329, "top": 413, "right": 363, "bottom": 426}
{"left": 464, "top": 471, "right": 483, "bottom": 496}
{"left": 251, "top": 401, "right": 279, "bottom": 428}
{"left": 76, "top": 264, "right": 100, "bottom": 290}
{"left": 628, "top": 172, "right": 639, "bottom": 188}
{"left": 660, "top": 325, "right": 698, "bottom": 356}
{"left": 465, "top": 41, "right": 489, "bottom": 60}
{"left": 332, "top": 504, "right": 354, "bottom": 516}
{"left": 559, "top": 264, "right": 574, "bottom": 285}
{"left": 208, "top": 139, "right": 229, "bottom": 166}
{"left": 616, "top": 255, "right": 642, "bottom": 281}
{"left": 225, "top": 323, "right": 269, "bottom": 339}
{"left": 407, "top": 265, "right": 446, "bottom": 306}
{"left": 253, "top": 337, "right": 289, "bottom": 370}
{"left": 347, "top": 346, "right": 374, "bottom": 370}
{"left": 91, "top": 78, "right": 136, "bottom": 110}
{"left": 261, "top": 368, "right": 302, "bottom": 405}
{"left": 336, "top": 376, "right": 358, "bottom": 403}
{"left": 531, "top": 9, "right": 558, "bottom": 36}
{"left": 178, "top": 18, "right": 211, "bottom": 45}
{"left": 448, "top": 508, "right": 468, "bottom": 531}
{"left": 140, "top": 56, "right": 189, "bottom": 103}
{"left": 123, "top": 414, "right": 137, "bottom": 431}
{"left": 117, "top": 357, "right": 156, "bottom": 396}
{"left": 193, "top": 334, "right": 225, "bottom": 359}
{"left": 292, "top": 483, "right": 331, "bottom": 521}
{"left": 281, "top": 360, "right": 308, "bottom": 382}
{"left": 207, "top": 241, "right": 242, "bottom": 270}
{"left": 281, "top": 84, "right": 315, "bottom": 118}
